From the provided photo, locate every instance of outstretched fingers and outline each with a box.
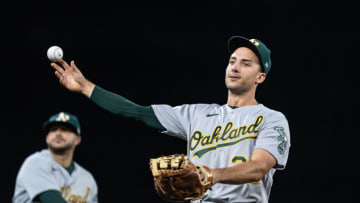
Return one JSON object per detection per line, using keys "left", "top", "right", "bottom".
{"left": 54, "top": 71, "right": 66, "bottom": 86}
{"left": 54, "top": 70, "right": 62, "bottom": 80}
{"left": 70, "top": 60, "right": 80, "bottom": 72}
{"left": 58, "top": 58, "right": 71, "bottom": 70}
{"left": 51, "top": 62, "right": 65, "bottom": 74}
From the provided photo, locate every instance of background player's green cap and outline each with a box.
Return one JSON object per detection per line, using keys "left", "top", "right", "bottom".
{"left": 43, "top": 112, "right": 81, "bottom": 136}
{"left": 228, "top": 35, "right": 272, "bottom": 75}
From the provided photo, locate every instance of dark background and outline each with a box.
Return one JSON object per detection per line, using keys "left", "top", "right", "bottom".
{"left": 1, "top": 2, "right": 359, "bottom": 203}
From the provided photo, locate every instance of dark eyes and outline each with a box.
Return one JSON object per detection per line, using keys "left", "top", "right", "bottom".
{"left": 229, "top": 61, "right": 251, "bottom": 67}
{"left": 49, "top": 126, "right": 72, "bottom": 132}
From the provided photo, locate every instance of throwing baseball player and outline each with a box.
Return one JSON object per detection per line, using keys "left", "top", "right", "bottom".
{"left": 50, "top": 35, "right": 290, "bottom": 203}
{"left": 13, "top": 112, "right": 98, "bottom": 203}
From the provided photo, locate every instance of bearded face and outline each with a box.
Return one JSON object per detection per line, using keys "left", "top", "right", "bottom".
{"left": 46, "top": 124, "right": 80, "bottom": 155}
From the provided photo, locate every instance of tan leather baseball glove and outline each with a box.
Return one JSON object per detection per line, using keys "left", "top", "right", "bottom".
{"left": 149, "top": 154, "right": 214, "bottom": 202}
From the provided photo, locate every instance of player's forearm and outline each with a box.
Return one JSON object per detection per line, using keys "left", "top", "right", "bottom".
{"left": 90, "top": 85, "right": 166, "bottom": 130}
{"left": 212, "top": 160, "right": 268, "bottom": 185}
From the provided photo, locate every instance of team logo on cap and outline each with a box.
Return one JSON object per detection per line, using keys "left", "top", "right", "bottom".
{"left": 265, "top": 62, "right": 269, "bottom": 68}
{"left": 56, "top": 112, "right": 70, "bottom": 122}
{"left": 249, "top": 39, "right": 260, "bottom": 46}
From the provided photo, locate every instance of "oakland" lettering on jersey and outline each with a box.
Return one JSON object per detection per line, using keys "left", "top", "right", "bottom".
{"left": 190, "top": 115, "right": 264, "bottom": 159}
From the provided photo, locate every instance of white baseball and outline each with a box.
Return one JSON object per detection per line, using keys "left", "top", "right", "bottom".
{"left": 47, "top": 46, "right": 63, "bottom": 62}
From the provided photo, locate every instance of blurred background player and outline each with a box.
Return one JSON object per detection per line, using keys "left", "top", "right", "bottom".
{"left": 13, "top": 112, "right": 98, "bottom": 203}
{"left": 50, "top": 35, "right": 290, "bottom": 202}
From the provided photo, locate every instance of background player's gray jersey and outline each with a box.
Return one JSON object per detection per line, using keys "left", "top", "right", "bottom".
{"left": 152, "top": 103, "right": 290, "bottom": 203}
{"left": 13, "top": 149, "right": 98, "bottom": 203}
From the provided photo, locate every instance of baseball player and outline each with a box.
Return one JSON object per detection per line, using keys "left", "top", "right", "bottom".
{"left": 51, "top": 35, "right": 290, "bottom": 203}
{"left": 13, "top": 112, "right": 98, "bottom": 203}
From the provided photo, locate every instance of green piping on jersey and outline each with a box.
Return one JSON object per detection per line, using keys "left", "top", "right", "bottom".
{"left": 192, "top": 135, "right": 257, "bottom": 159}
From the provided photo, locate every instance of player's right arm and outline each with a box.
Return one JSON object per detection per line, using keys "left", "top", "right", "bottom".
{"left": 51, "top": 59, "right": 166, "bottom": 131}
{"left": 13, "top": 155, "right": 68, "bottom": 203}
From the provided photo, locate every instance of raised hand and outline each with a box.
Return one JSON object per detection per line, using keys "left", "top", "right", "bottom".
{"left": 51, "top": 59, "right": 95, "bottom": 98}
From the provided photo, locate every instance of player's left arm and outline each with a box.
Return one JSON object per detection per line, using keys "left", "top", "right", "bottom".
{"left": 36, "top": 190, "right": 67, "bottom": 203}
{"left": 211, "top": 148, "right": 276, "bottom": 184}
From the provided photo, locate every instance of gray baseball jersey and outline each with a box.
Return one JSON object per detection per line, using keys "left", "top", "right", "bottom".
{"left": 13, "top": 149, "right": 98, "bottom": 203}
{"left": 151, "top": 103, "right": 290, "bottom": 203}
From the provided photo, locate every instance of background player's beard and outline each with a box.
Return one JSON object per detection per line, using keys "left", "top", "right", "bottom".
{"left": 47, "top": 143, "right": 73, "bottom": 155}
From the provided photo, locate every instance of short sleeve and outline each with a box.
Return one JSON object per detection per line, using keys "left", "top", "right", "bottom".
{"left": 151, "top": 104, "right": 193, "bottom": 140}
{"left": 254, "top": 112, "right": 291, "bottom": 170}
{"left": 17, "top": 155, "right": 60, "bottom": 200}
{"left": 89, "top": 173, "right": 99, "bottom": 203}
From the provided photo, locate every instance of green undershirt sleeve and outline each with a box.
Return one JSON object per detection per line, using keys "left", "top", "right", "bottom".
{"left": 90, "top": 85, "right": 166, "bottom": 131}
{"left": 36, "top": 190, "right": 67, "bottom": 203}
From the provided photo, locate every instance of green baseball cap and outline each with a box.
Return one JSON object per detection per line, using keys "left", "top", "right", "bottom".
{"left": 228, "top": 35, "right": 272, "bottom": 75}
{"left": 43, "top": 112, "right": 81, "bottom": 136}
